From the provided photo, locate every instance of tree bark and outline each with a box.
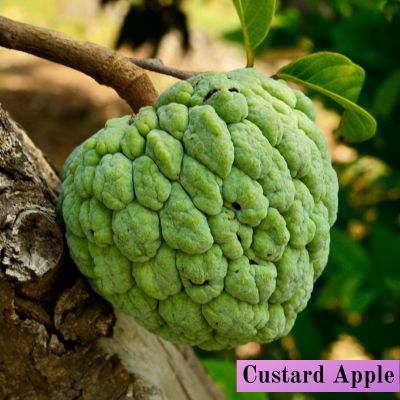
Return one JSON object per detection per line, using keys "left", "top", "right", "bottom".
{"left": 0, "top": 105, "right": 224, "bottom": 400}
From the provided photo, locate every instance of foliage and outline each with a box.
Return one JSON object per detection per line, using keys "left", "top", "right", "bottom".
{"left": 232, "top": 0, "right": 276, "bottom": 66}
{"left": 277, "top": 52, "right": 376, "bottom": 142}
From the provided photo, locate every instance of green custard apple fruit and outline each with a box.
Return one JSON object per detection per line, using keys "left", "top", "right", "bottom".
{"left": 59, "top": 68, "right": 338, "bottom": 350}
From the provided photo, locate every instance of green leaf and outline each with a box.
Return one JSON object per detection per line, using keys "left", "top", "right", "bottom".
{"left": 316, "top": 227, "right": 374, "bottom": 312}
{"left": 202, "top": 359, "right": 268, "bottom": 400}
{"left": 276, "top": 52, "right": 377, "bottom": 143}
{"left": 291, "top": 309, "right": 325, "bottom": 359}
{"left": 371, "top": 224, "right": 400, "bottom": 277}
{"left": 373, "top": 69, "right": 400, "bottom": 118}
{"left": 329, "top": 227, "right": 373, "bottom": 273}
{"left": 232, "top": 0, "right": 276, "bottom": 67}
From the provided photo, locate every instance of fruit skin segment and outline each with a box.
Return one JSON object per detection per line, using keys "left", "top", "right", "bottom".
{"left": 59, "top": 68, "right": 338, "bottom": 350}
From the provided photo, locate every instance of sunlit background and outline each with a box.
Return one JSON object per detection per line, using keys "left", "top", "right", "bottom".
{"left": 1, "top": 1, "right": 399, "bottom": 399}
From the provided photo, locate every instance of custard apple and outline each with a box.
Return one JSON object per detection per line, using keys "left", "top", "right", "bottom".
{"left": 59, "top": 68, "right": 338, "bottom": 350}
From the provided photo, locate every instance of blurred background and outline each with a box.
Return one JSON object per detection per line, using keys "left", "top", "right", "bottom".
{"left": 0, "top": 1, "right": 399, "bottom": 399}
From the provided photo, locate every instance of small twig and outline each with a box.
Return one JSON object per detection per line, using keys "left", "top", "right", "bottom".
{"left": 129, "top": 57, "right": 199, "bottom": 80}
{"left": 0, "top": 16, "right": 158, "bottom": 112}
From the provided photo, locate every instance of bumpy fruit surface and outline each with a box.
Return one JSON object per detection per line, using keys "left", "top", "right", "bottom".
{"left": 59, "top": 68, "right": 338, "bottom": 350}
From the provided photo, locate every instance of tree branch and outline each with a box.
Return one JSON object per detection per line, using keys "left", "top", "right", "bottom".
{"left": 129, "top": 57, "right": 198, "bottom": 80}
{"left": 0, "top": 15, "right": 158, "bottom": 112}
{"left": 0, "top": 16, "right": 202, "bottom": 110}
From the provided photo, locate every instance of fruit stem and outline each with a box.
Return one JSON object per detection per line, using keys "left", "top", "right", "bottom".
{"left": 246, "top": 47, "right": 255, "bottom": 68}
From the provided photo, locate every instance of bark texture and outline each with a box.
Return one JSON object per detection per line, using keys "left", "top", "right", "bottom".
{"left": 0, "top": 105, "right": 224, "bottom": 400}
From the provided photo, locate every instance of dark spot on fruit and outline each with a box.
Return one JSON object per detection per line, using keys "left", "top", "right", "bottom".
{"left": 232, "top": 202, "right": 241, "bottom": 210}
{"left": 190, "top": 279, "right": 210, "bottom": 287}
{"left": 204, "top": 88, "right": 219, "bottom": 101}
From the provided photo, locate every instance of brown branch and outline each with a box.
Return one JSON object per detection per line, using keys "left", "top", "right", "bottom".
{"left": 129, "top": 57, "right": 199, "bottom": 80}
{"left": 0, "top": 15, "right": 158, "bottom": 112}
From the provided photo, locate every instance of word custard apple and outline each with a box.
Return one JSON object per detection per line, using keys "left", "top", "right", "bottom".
{"left": 59, "top": 68, "right": 338, "bottom": 350}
